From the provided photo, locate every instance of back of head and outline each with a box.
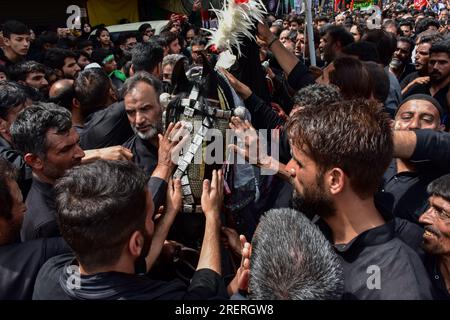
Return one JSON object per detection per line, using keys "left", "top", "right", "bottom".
{"left": 131, "top": 42, "right": 164, "bottom": 73}
{"left": 362, "top": 29, "right": 397, "bottom": 66}
{"left": 415, "top": 17, "right": 441, "bottom": 35}
{"left": 292, "top": 84, "right": 342, "bottom": 109}
{"left": 55, "top": 160, "right": 149, "bottom": 271}
{"left": 0, "top": 81, "right": 28, "bottom": 120}
{"left": 10, "top": 102, "right": 72, "bottom": 156}
{"left": 249, "top": 208, "right": 343, "bottom": 300}
{"left": 325, "top": 25, "right": 355, "bottom": 48}
{"left": 48, "top": 79, "right": 75, "bottom": 111}
{"left": 342, "top": 41, "right": 380, "bottom": 63}
{"left": 364, "top": 61, "right": 390, "bottom": 103}
{"left": 91, "top": 48, "right": 112, "bottom": 66}
{"left": 330, "top": 56, "right": 372, "bottom": 99}
{"left": 2, "top": 20, "right": 29, "bottom": 38}
{"left": 74, "top": 68, "right": 111, "bottom": 117}
{"left": 286, "top": 99, "right": 393, "bottom": 198}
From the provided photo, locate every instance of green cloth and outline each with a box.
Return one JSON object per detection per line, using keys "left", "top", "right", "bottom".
{"left": 109, "top": 70, "right": 127, "bottom": 82}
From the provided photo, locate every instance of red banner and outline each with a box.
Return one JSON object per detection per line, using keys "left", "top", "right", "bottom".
{"left": 414, "top": 0, "right": 428, "bottom": 10}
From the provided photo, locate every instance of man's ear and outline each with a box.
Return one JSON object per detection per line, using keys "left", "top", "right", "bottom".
{"left": 326, "top": 168, "right": 345, "bottom": 195}
{"left": 129, "top": 64, "right": 135, "bottom": 77}
{"left": 128, "top": 230, "right": 144, "bottom": 258}
{"left": 3, "top": 37, "right": 10, "bottom": 48}
{"left": 24, "top": 153, "right": 44, "bottom": 171}
{"left": 0, "top": 117, "right": 8, "bottom": 135}
{"left": 72, "top": 98, "right": 80, "bottom": 111}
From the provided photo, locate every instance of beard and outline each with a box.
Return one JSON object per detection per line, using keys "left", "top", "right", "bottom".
{"left": 132, "top": 121, "right": 163, "bottom": 141}
{"left": 291, "top": 174, "right": 336, "bottom": 220}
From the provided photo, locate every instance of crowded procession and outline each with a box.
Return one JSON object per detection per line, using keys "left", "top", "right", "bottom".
{"left": 1, "top": 0, "right": 450, "bottom": 302}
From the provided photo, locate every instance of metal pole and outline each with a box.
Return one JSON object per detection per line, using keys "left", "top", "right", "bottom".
{"left": 304, "top": 0, "right": 316, "bottom": 66}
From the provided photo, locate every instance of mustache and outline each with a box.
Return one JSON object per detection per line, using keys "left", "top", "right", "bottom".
{"left": 424, "top": 225, "right": 441, "bottom": 237}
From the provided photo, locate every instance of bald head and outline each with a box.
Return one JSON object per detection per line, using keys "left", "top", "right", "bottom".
{"left": 49, "top": 79, "right": 74, "bottom": 98}
{"left": 48, "top": 79, "right": 75, "bottom": 111}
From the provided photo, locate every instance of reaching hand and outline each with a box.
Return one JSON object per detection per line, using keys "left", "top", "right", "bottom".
{"left": 257, "top": 21, "right": 275, "bottom": 43}
{"left": 201, "top": 170, "right": 224, "bottom": 219}
{"left": 157, "top": 122, "right": 188, "bottom": 170}
{"left": 165, "top": 178, "right": 182, "bottom": 217}
{"left": 218, "top": 68, "right": 252, "bottom": 100}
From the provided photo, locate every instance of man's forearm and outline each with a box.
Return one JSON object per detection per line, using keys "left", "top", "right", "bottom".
{"left": 268, "top": 38, "right": 300, "bottom": 76}
{"left": 146, "top": 211, "right": 177, "bottom": 271}
{"left": 393, "top": 130, "right": 417, "bottom": 159}
{"left": 197, "top": 216, "right": 222, "bottom": 275}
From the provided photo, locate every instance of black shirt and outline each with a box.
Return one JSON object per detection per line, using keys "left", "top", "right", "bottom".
{"left": 123, "top": 135, "right": 158, "bottom": 176}
{"left": 79, "top": 100, "right": 134, "bottom": 150}
{"left": 0, "top": 136, "right": 32, "bottom": 197}
{"left": 21, "top": 177, "right": 60, "bottom": 241}
{"left": 398, "top": 63, "right": 417, "bottom": 83}
{"left": 400, "top": 71, "right": 419, "bottom": 90}
{"left": 32, "top": 253, "right": 228, "bottom": 300}
{"left": 0, "top": 237, "right": 70, "bottom": 300}
{"left": 424, "top": 255, "right": 450, "bottom": 299}
{"left": 376, "top": 130, "right": 450, "bottom": 224}
{"left": 319, "top": 219, "right": 435, "bottom": 299}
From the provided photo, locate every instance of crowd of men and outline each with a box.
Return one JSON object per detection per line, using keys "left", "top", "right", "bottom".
{"left": 1, "top": 0, "right": 450, "bottom": 300}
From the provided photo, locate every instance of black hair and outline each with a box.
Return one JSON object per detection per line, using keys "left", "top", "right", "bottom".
{"left": 2, "top": 20, "right": 29, "bottom": 38}
{"left": 0, "top": 158, "right": 18, "bottom": 221}
{"left": 43, "top": 48, "right": 77, "bottom": 70}
{"left": 131, "top": 42, "right": 164, "bottom": 73}
{"left": 342, "top": 41, "right": 380, "bottom": 63}
{"left": 8, "top": 61, "right": 47, "bottom": 82}
{"left": 55, "top": 160, "right": 149, "bottom": 270}
{"left": 427, "top": 174, "right": 450, "bottom": 203}
{"left": 0, "top": 81, "right": 28, "bottom": 119}
{"left": 74, "top": 68, "right": 111, "bottom": 117}
{"left": 10, "top": 102, "right": 72, "bottom": 156}
{"left": 429, "top": 39, "right": 450, "bottom": 56}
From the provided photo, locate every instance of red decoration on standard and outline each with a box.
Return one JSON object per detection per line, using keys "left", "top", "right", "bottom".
{"left": 235, "top": 0, "right": 249, "bottom": 4}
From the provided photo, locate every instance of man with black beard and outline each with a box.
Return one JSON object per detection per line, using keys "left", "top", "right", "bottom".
{"left": 122, "top": 72, "right": 179, "bottom": 176}
{"left": 403, "top": 40, "right": 450, "bottom": 120}
{"left": 285, "top": 99, "right": 434, "bottom": 299}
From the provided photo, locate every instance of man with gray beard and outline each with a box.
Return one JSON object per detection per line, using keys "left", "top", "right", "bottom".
{"left": 122, "top": 72, "right": 179, "bottom": 176}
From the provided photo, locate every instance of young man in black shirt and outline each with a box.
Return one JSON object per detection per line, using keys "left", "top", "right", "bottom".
{"left": 0, "top": 158, "right": 69, "bottom": 300}
{"left": 419, "top": 174, "right": 450, "bottom": 299}
{"left": 10, "top": 103, "right": 85, "bottom": 241}
{"left": 285, "top": 99, "right": 434, "bottom": 299}
{"left": 33, "top": 161, "right": 228, "bottom": 300}
{"left": 0, "top": 20, "right": 30, "bottom": 67}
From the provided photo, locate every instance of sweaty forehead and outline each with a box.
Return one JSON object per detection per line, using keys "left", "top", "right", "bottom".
{"left": 125, "top": 82, "right": 159, "bottom": 107}
{"left": 398, "top": 100, "right": 439, "bottom": 115}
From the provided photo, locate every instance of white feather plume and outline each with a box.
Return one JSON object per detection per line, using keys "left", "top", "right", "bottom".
{"left": 204, "top": 0, "right": 267, "bottom": 57}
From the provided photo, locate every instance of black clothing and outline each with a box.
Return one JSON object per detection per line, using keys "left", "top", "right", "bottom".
{"left": 0, "top": 136, "right": 32, "bottom": 197}
{"left": 0, "top": 48, "right": 22, "bottom": 67}
{"left": 318, "top": 218, "right": 435, "bottom": 299}
{"left": 286, "top": 61, "right": 315, "bottom": 92}
{"left": 398, "top": 63, "right": 417, "bottom": 83}
{"left": 123, "top": 135, "right": 158, "bottom": 176}
{"left": 21, "top": 177, "right": 59, "bottom": 241}
{"left": 400, "top": 71, "right": 419, "bottom": 90}
{"left": 33, "top": 253, "right": 228, "bottom": 300}
{"left": 402, "top": 82, "right": 450, "bottom": 117}
{"left": 0, "top": 237, "right": 70, "bottom": 300}
{"left": 424, "top": 255, "right": 450, "bottom": 299}
{"left": 79, "top": 100, "right": 134, "bottom": 150}
{"left": 376, "top": 130, "right": 450, "bottom": 224}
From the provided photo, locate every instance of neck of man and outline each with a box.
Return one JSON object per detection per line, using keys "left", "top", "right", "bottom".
{"left": 33, "top": 171, "right": 56, "bottom": 185}
{"left": 3, "top": 47, "right": 21, "bottom": 63}
{"left": 396, "top": 157, "right": 416, "bottom": 173}
{"left": 324, "top": 191, "right": 386, "bottom": 245}
{"left": 78, "top": 254, "right": 135, "bottom": 276}
{"left": 439, "top": 254, "right": 450, "bottom": 293}
{"left": 431, "top": 75, "right": 450, "bottom": 96}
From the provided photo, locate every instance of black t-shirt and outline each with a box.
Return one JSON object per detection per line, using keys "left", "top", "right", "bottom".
{"left": 316, "top": 218, "right": 434, "bottom": 299}
{"left": 400, "top": 71, "right": 419, "bottom": 89}
{"left": 0, "top": 237, "right": 70, "bottom": 300}
{"left": 376, "top": 130, "right": 450, "bottom": 224}
{"left": 424, "top": 255, "right": 450, "bottom": 299}
{"left": 33, "top": 253, "right": 228, "bottom": 300}
{"left": 79, "top": 101, "right": 134, "bottom": 150}
{"left": 123, "top": 135, "right": 158, "bottom": 176}
{"left": 21, "top": 177, "right": 60, "bottom": 241}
